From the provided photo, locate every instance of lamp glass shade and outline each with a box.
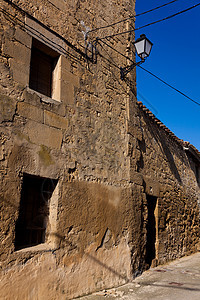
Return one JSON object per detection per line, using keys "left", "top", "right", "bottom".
{"left": 134, "top": 40, "right": 145, "bottom": 57}
{"left": 134, "top": 34, "right": 153, "bottom": 60}
{"left": 145, "top": 38, "right": 153, "bottom": 56}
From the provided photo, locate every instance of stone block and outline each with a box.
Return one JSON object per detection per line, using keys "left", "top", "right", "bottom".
{"left": 60, "top": 55, "right": 71, "bottom": 71}
{"left": 60, "top": 80, "right": 74, "bottom": 105}
{"left": 25, "top": 16, "right": 65, "bottom": 56}
{"left": 24, "top": 120, "right": 63, "bottom": 149}
{"left": 61, "top": 69, "right": 80, "bottom": 87}
{"left": 22, "top": 88, "right": 41, "bottom": 105}
{"left": 9, "top": 59, "right": 29, "bottom": 86}
{"left": 44, "top": 110, "right": 68, "bottom": 129}
{"left": 0, "top": 93, "right": 16, "bottom": 122}
{"left": 52, "top": 78, "right": 61, "bottom": 102}
{"left": 17, "top": 102, "right": 43, "bottom": 123}
{"left": 2, "top": 40, "right": 31, "bottom": 65}
{"left": 130, "top": 171, "right": 143, "bottom": 185}
{"left": 52, "top": 56, "right": 78, "bottom": 104}
{"left": 14, "top": 27, "right": 32, "bottom": 48}
{"left": 143, "top": 176, "right": 160, "bottom": 197}
{"left": 23, "top": 88, "right": 66, "bottom": 117}
{"left": 52, "top": 57, "right": 62, "bottom": 102}
{"left": 2, "top": 39, "right": 14, "bottom": 57}
{"left": 13, "top": 43, "right": 31, "bottom": 65}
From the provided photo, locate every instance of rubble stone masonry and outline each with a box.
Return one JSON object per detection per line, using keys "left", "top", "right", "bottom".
{"left": 0, "top": 0, "right": 199, "bottom": 299}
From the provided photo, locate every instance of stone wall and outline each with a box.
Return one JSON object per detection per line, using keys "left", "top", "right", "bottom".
{"left": 0, "top": 0, "right": 138, "bottom": 298}
{"left": 128, "top": 103, "right": 200, "bottom": 267}
{"left": 0, "top": 0, "right": 199, "bottom": 299}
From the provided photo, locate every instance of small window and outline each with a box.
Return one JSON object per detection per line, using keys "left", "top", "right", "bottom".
{"left": 15, "top": 174, "right": 58, "bottom": 250}
{"left": 29, "top": 38, "right": 59, "bottom": 98}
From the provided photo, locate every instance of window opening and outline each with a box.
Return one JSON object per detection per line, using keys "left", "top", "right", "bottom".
{"left": 29, "top": 38, "right": 59, "bottom": 98}
{"left": 145, "top": 194, "right": 157, "bottom": 268}
{"left": 15, "top": 174, "right": 58, "bottom": 250}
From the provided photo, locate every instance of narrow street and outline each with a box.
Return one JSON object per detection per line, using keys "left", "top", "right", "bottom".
{"left": 79, "top": 252, "right": 200, "bottom": 300}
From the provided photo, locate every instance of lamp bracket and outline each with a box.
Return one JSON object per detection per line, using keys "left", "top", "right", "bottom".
{"left": 120, "top": 59, "right": 144, "bottom": 80}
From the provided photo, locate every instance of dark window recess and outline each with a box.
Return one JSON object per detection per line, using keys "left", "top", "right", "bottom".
{"left": 15, "top": 174, "right": 57, "bottom": 250}
{"left": 29, "top": 38, "right": 59, "bottom": 98}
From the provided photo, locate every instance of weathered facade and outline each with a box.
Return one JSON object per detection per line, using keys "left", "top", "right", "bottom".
{"left": 0, "top": 0, "right": 199, "bottom": 299}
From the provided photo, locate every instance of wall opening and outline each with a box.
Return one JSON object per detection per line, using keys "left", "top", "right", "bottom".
{"left": 29, "top": 38, "right": 60, "bottom": 99}
{"left": 145, "top": 194, "right": 157, "bottom": 268}
{"left": 15, "top": 174, "right": 58, "bottom": 251}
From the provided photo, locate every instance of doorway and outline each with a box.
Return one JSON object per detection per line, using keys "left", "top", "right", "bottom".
{"left": 145, "top": 194, "right": 157, "bottom": 267}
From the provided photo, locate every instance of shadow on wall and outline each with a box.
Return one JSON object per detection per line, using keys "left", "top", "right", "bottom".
{"left": 185, "top": 152, "right": 200, "bottom": 187}
{"left": 85, "top": 252, "right": 128, "bottom": 281}
{"left": 143, "top": 114, "right": 182, "bottom": 184}
{"left": 52, "top": 231, "right": 130, "bottom": 282}
{"left": 159, "top": 133, "right": 182, "bottom": 184}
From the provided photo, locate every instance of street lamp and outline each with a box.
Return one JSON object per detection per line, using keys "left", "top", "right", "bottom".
{"left": 120, "top": 34, "right": 153, "bottom": 80}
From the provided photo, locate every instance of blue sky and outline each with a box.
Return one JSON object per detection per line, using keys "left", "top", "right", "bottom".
{"left": 135, "top": 0, "right": 200, "bottom": 151}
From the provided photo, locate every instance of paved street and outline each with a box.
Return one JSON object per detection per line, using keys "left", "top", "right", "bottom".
{"left": 79, "top": 252, "right": 200, "bottom": 300}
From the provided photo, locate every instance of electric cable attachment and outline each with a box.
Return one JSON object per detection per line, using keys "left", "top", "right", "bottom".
{"left": 81, "top": 20, "right": 97, "bottom": 64}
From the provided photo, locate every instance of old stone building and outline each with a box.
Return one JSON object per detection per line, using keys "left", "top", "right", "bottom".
{"left": 0, "top": 0, "right": 199, "bottom": 299}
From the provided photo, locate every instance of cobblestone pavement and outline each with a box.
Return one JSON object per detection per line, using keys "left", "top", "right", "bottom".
{"left": 78, "top": 252, "right": 200, "bottom": 300}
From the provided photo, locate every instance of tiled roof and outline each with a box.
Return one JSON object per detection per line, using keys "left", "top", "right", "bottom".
{"left": 137, "top": 101, "right": 200, "bottom": 160}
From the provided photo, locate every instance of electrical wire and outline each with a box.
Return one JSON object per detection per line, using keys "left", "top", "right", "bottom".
{"left": 1, "top": 1, "right": 87, "bottom": 61}
{"left": 0, "top": 8, "right": 90, "bottom": 66}
{"left": 98, "top": 42, "right": 121, "bottom": 70}
{"left": 96, "top": 3, "right": 200, "bottom": 41}
{"left": 2, "top": 0, "right": 200, "bottom": 107}
{"left": 137, "top": 91, "right": 159, "bottom": 116}
{"left": 98, "top": 39, "right": 132, "bottom": 62}
{"left": 138, "top": 66, "right": 200, "bottom": 107}
{"left": 0, "top": 8, "right": 77, "bottom": 62}
{"left": 98, "top": 43, "right": 135, "bottom": 104}
{"left": 136, "top": 2, "right": 200, "bottom": 31}
{"left": 98, "top": 38, "right": 200, "bottom": 107}
{"left": 87, "top": 0, "right": 180, "bottom": 35}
